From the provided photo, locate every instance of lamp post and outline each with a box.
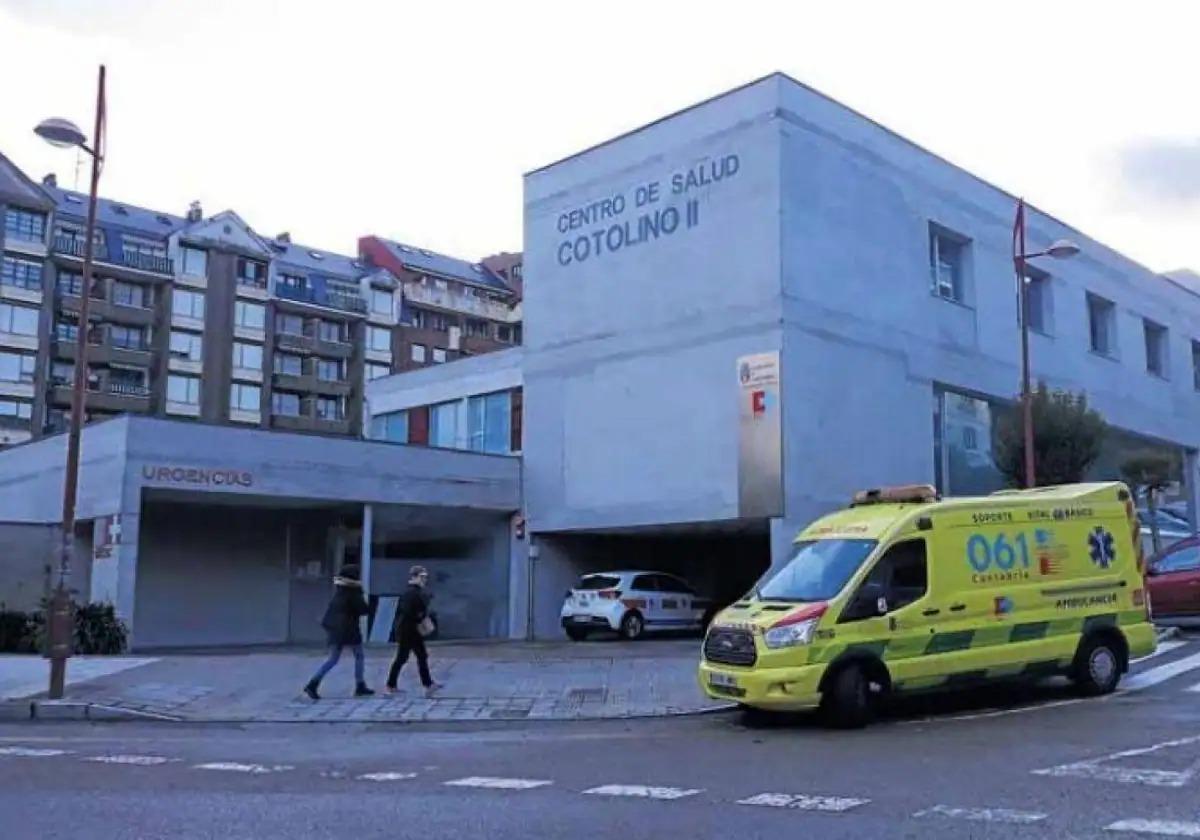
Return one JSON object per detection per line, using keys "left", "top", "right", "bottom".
{"left": 1012, "top": 197, "right": 1080, "bottom": 489}
{"left": 34, "top": 65, "right": 106, "bottom": 699}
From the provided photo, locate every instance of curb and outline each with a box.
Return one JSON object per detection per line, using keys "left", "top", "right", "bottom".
{"left": 1156, "top": 625, "right": 1182, "bottom": 642}
{"left": 0, "top": 700, "right": 182, "bottom": 723}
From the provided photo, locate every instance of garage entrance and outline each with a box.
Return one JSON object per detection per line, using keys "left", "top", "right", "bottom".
{"left": 530, "top": 520, "right": 771, "bottom": 639}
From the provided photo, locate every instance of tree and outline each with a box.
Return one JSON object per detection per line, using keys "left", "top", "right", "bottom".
{"left": 993, "top": 383, "right": 1106, "bottom": 489}
{"left": 1121, "top": 451, "right": 1176, "bottom": 555}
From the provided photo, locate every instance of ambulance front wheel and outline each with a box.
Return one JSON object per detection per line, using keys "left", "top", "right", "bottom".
{"left": 821, "top": 663, "right": 875, "bottom": 729}
{"left": 1072, "top": 635, "right": 1123, "bottom": 696}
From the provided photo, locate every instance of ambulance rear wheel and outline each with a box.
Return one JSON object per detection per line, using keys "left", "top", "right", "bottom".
{"left": 822, "top": 663, "right": 874, "bottom": 729}
{"left": 1072, "top": 636, "right": 1122, "bottom": 696}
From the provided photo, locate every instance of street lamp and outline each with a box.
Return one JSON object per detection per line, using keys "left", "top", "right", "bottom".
{"left": 34, "top": 65, "right": 107, "bottom": 699}
{"left": 1013, "top": 198, "right": 1079, "bottom": 489}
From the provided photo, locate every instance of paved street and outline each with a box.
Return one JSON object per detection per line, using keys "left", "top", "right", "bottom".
{"left": 2, "top": 630, "right": 1199, "bottom": 839}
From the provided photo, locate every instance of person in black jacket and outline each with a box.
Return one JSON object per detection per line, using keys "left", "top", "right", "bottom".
{"left": 303, "top": 564, "right": 374, "bottom": 700}
{"left": 385, "top": 565, "right": 441, "bottom": 697}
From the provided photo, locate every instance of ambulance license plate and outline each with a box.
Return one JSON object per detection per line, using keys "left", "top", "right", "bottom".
{"left": 709, "top": 673, "right": 738, "bottom": 689}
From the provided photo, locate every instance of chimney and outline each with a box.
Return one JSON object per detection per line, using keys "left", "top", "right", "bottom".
{"left": 42, "top": 173, "right": 58, "bottom": 188}
{"left": 276, "top": 232, "right": 291, "bottom": 243}
{"left": 186, "top": 201, "right": 203, "bottom": 223}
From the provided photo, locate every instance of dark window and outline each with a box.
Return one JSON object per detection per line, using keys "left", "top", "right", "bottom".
{"left": 929, "top": 224, "right": 970, "bottom": 303}
{"left": 1088, "top": 293, "right": 1117, "bottom": 356}
{"left": 577, "top": 575, "right": 621, "bottom": 591}
{"left": 275, "top": 313, "right": 304, "bottom": 335}
{"left": 237, "top": 257, "right": 267, "bottom": 286}
{"left": 631, "top": 574, "right": 658, "bottom": 591}
{"left": 1023, "top": 266, "right": 1051, "bottom": 334}
{"left": 853, "top": 539, "right": 928, "bottom": 615}
{"left": 1144, "top": 319, "right": 1169, "bottom": 378}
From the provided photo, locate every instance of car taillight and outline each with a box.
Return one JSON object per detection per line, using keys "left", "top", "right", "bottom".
{"left": 598, "top": 590, "right": 622, "bottom": 600}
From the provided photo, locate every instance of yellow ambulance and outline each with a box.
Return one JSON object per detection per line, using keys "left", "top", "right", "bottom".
{"left": 699, "top": 482, "right": 1155, "bottom": 726}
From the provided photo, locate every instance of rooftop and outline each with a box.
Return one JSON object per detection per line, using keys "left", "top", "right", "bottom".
{"left": 44, "top": 185, "right": 186, "bottom": 239}
{"left": 367, "top": 235, "right": 513, "bottom": 293}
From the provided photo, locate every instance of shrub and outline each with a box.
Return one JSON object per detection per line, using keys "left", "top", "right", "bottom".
{"left": 0, "top": 601, "right": 127, "bottom": 655}
{"left": 0, "top": 607, "right": 36, "bottom": 653}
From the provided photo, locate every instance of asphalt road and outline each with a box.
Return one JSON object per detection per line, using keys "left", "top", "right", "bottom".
{"left": 2, "top": 632, "right": 1199, "bottom": 840}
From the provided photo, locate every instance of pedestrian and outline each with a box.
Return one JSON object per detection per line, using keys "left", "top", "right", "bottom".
{"left": 386, "top": 565, "right": 441, "bottom": 697}
{"left": 303, "top": 564, "right": 374, "bottom": 700}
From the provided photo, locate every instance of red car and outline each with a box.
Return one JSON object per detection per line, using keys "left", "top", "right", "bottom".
{"left": 1147, "top": 536, "right": 1200, "bottom": 619}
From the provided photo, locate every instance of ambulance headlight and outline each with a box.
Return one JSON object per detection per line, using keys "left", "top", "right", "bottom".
{"left": 763, "top": 618, "right": 820, "bottom": 649}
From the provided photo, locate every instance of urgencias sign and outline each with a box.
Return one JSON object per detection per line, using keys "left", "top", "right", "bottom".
{"left": 141, "top": 465, "right": 254, "bottom": 488}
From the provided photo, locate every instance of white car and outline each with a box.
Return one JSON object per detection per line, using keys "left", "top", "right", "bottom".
{"left": 560, "top": 571, "right": 715, "bottom": 641}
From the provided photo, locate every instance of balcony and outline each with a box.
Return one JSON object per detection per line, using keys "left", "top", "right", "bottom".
{"left": 403, "top": 281, "right": 518, "bottom": 323}
{"left": 51, "top": 378, "right": 152, "bottom": 413}
{"left": 275, "top": 283, "right": 367, "bottom": 315}
{"left": 274, "top": 329, "right": 353, "bottom": 359}
{"left": 59, "top": 288, "right": 155, "bottom": 326}
{"left": 53, "top": 327, "right": 153, "bottom": 367}
{"left": 53, "top": 236, "right": 174, "bottom": 276}
{"left": 236, "top": 275, "right": 269, "bottom": 300}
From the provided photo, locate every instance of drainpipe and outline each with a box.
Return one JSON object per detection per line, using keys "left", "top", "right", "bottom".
{"left": 526, "top": 539, "right": 539, "bottom": 641}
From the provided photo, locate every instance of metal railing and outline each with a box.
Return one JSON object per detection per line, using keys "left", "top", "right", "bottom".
{"left": 105, "top": 381, "right": 151, "bottom": 398}
{"left": 53, "top": 235, "right": 173, "bottom": 274}
{"left": 403, "top": 281, "right": 517, "bottom": 322}
{"left": 275, "top": 282, "right": 367, "bottom": 314}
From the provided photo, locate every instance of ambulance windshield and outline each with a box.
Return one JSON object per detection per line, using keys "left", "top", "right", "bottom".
{"left": 756, "top": 539, "right": 878, "bottom": 602}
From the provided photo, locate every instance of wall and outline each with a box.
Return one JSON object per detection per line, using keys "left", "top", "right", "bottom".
{"left": 367, "top": 347, "right": 522, "bottom": 415}
{"left": 522, "top": 76, "right": 785, "bottom": 533}
{"left": 0, "top": 522, "right": 55, "bottom": 611}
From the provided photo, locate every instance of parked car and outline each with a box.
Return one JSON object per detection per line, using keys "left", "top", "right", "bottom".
{"left": 560, "top": 571, "right": 714, "bottom": 641}
{"left": 1137, "top": 509, "right": 1192, "bottom": 556}
{"left": 1147, "top": 536, "right": 1200, "bottom": 620}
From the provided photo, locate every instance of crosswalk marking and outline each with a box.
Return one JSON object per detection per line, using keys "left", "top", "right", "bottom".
{"left": 1186, "top": 682, "right": 1200, "bottom": 693}
{"left": 358, "top": 772, "right": 418, "bottom": 782}
{"left": 1123, "top": 652, "right": 1200, "bottom": 692}
{"left": 85, "top": 755, "right": 174, "bottom": 766}
{"left": 444, "top": 776, "right": 551, "bottom": 790}
{"left": 1105, "top": 818, "right": 1200, "bottom": 836}
{"left": 194, "top": 762, "right": 293, "bottom": 774}
{"left": 0, "top": 747, "right": 69, "bottom": 757}
{"left": 914, "top": 805, "right": 1047, "bottom": 824}
{"left": 738, "top": 793, "right": 869, "bottom": 812}
{"left": 584, "top": 785, "right": 700, "bottom": 800}
{"left": 1133, "top": 640, "right": 1186, "bottom": 663}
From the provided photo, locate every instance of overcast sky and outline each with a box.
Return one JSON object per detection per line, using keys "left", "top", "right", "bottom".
{"left": 1, "top": 0, "right": 1197, "bottom": 271}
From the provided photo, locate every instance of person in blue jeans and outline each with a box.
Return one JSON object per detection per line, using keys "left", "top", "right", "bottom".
{"left": 304, "top": 564, "right": 374, "bottom": 700}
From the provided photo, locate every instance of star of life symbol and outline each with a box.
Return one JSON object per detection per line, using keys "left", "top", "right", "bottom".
{"left": 1088, "top": 527, "right": 1115, "bottom": 569}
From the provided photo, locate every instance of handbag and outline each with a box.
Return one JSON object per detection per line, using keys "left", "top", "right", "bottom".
{"left": 417, "top": 616, "right": 435, "bottom": 638}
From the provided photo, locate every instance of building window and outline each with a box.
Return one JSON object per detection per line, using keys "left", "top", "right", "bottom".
{"left": 235, "top": 300, "right": 265, "bottom": 330}
{"left": 110, "top": 325, "right": 147, "bottom": 351}
{"left": 50, "top": 361, "right": 73, "bottom": 386}
{"left": 55, "top": 224, "right": 104, "bottom": 251}
{"left": 0, "top": 398, "right": 33, "bottom": 420}
{"left": 465, "top": 319, "right": 489, "bottom": 338}
{"left": 172, "top": 289, "right": 205, "bottom": 320}
{"left": 273, "top": 353, "right": 303, "bottom": 376}
{"left": 370, "top": 289, "right": 392, "bottom": 316}
{"left": 370, "top": 410, "right": 408, "bottom": 443}
{"left": 1144, "top": 319, "right": 1169, "bottom": 378}
{"left": 366, "top": 362, "right": 390, "bottom": 380}
{"left": 277, "top": 273, "right": 306, "bottom": 292}
{"left": 167, "top": 374, "right": 200, "bottom": 406}
{"left": 429, "top": 400, "right": 458, "bottom": 448}
{"left": 432, "top": 347, "right": 446, "bottom": 363}
{"left": 1087, "top": 293, "right": 1117, "bottom": 357}
{"left": 169, "top": 330, "right": 203, "bottom": 361}
{"left": 0, "top": 255, "right": 43, "bottom": 290}
{"left": 315, "top": 396, "right": 345, "bottom": 421}
{"left": 933, "top": 388, "right": 1005, "bottom": 496}
{"left": 0, "top": 351, "right": 36, "bottom": 383}
{"left": 497, "top": 325, "right": 514, "bottom": 343}
{"left": 410, "top": 343, "right": 427, "bottom": 363}
{"left": 0, "top": 302, "right": 40, "bottom": 336}
{"left": 272, "top": 391, "right": 301, "bottom": 416}
{"left": 180, "top": 246, "right": 208, "bottom": 278}
{"left": 368, "top": 326, "right": 391, "bottom": 353}
{"left": 112, "top": 280, "right": 150, "bottom": 308}
{"left": 55, "top": 320, "right": 78, "bottom": 342}
{"left": 316, "top": 358, "right": 344, "bottom": 381}
{"left": 108, "top": 366, "right": 148, "bottom": 392}
{"left": 1022, "top": 267, "right": 1052, "bottom": 334}
{"left": 929, "top": 225, "right": 969, "bottom": 303}
{"left": 319, "top": 320, "right": 346, "bottom": 344}
{"left": 236, "top": 257, "right": 267, "bottom": 287}
{"left": 232, "top": 342, "right": 262, "bottom": 371}
{"left": 4, "top": 208, "right": 47, "bottom": 242}
{"left": 275, "top": 313, "right": 304, "bottom": 336}
{"left": 1193, "top": 340, "right": 1200, "bottom": 392}
{"left": 122, "top": 236, "right": 167, "bottom": 261}
{"left": 468, "top": 391, "right": 512, "bottom": 454}
{"left": 229, "top": 383, "right": 261, "bottom": 412}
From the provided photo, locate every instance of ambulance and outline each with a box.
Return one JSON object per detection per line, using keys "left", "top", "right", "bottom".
{"left": 699, "top": 482, "right": 1155, "bottom": 727}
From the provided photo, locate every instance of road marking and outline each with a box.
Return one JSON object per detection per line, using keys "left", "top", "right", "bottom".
{"left": 1033, "top": 733, "right": 1200, "bottom": 788}
{"left": 444, "top": 776, "right": 551, "bottom": 790}
{"left": 1188, "top": 682, "right": 1200, "bottom": 693}
{"left": 1105, "top": 818, "right": 1200, "bottom": 836}
{"left": 1122, "top": 652, "right": 1200, "bottom": 692}
{"left": 914, "top": 805, "right": 1047, "bottom": 824}
{"left": 194, "top": 762, "right": 294, "bottom": 774}
{"left": 84, "top": 755, "right": 175, "bottom": 766}
{"left": 0, "top": 747, "right": 70, "bottom": 757}
{"left": 358, "top": 772, "right": 418, "bottom": 782}
{"left": 738, "top": 793, "right": 869, "bottom": 812}
{"left": 584, "top": 785, "right": 700, "bottom": 800}
{"left": 1132, "top": 640, "right": 1186, "bottom": 664}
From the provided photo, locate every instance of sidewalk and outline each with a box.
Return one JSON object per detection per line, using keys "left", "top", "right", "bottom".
{"left": 0, "top": 639, "right": 727, "bottom": 723}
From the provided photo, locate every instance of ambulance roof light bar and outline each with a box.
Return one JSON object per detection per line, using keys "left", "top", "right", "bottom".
{"left": 851, "top": 484, "right": 939, "bottom": 507}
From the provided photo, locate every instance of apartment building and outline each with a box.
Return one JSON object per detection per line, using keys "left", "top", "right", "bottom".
{"left": 359, "top": 236, "right": 522, "bottom": 373}
{"left": 0, "top": 152, "right": 520, "bottom": 446}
